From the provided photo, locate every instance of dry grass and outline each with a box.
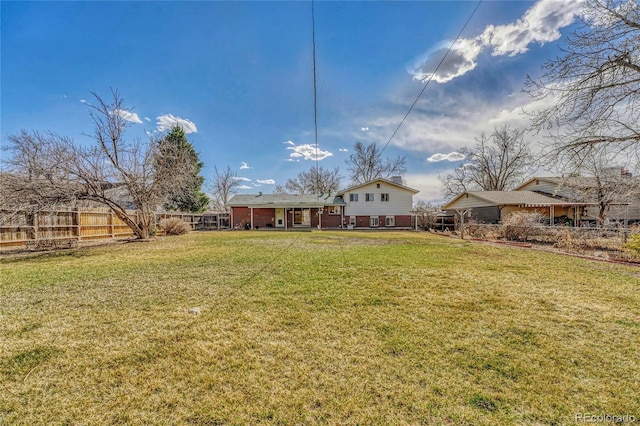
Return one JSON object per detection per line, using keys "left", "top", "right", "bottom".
{"left": 1, "top": 231, "right": 639, "bottom": 425}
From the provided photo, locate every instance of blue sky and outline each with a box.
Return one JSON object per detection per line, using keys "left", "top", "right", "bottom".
{"left": 1, "top": 0, "right": 585, "bottom": 204}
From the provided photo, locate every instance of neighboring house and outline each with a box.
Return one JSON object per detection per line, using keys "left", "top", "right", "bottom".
{"left": 516, "top": 176, "right": 640, "bottom": 225}
{"left": 443, "top": 191, "right": 595, "bottom": 225}
{"left": 227, "top": 177, "right": 419, "bottom": 230}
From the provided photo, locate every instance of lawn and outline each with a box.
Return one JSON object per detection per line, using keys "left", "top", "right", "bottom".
{"left": 1, "top": 231, "right": 639, "bottom": 425}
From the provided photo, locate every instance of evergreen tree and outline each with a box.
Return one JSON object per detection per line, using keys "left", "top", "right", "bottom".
{"left": 159, "top": 125, "right": 209, "bottom": 212}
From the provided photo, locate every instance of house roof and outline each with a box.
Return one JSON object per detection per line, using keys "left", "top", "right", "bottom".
{"left": 337, "top": 178, "right": 419, "bottom": 195}
{"left": 228, "top": 193, "right": 345, "bottom": 208}
{"left": 443, "top": 191, "right": 597, "bottom": 210}
{"left": 516, "top": 176, "right": 637, "bottom": 205}
{"left": 515, "top": 176, "right": 601, "bottom": 191}
{"left": 229, "top": 178, "right": 418, "bottom": 208}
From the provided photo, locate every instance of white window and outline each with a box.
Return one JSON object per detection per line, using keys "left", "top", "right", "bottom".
{"left": 385, "top": 216, "right": 395, "bottom": 227}
{"left": 381, "top": 193, "right": 389, "bottom": 202}
{"left": 350, "top": 193, "right": 358, "bottom": 202}
{"left": 365, "top": 193, "right": 375, "bottom": 202}
{"left": 370, "top": 216, "right": 379, "bottom": 227}
{"left": 328, "top": 205, "right": 341, "bottom": 215}
{"left": 349, "top": 216, "right": 356, "bottom": 226}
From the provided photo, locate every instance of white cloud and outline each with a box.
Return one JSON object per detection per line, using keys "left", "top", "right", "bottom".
{"left": 482, "top": 0, "right": 584, "bottom": 57}
{"left": 257, "top": 179, "right": 275, "bottom": 185}
{"left": 80, "top": 99, "right": 87, "bottom": 104}
{"left": 113, "top": 109, "right": 143, "bottom": 124}
{"left": 286, "top": 143, "right": 333, "bottom": 161}
{"left": 283, "top": 140, "right": 295, "bottom": 146}
{"left": 408, "top": 0, "right": 583, "bottom": 83}
{"left": 144, "top": 116, "right": 151, "bottom": 122}
{"left": 361, "top": 127, "right": 369, "bottom": 132}
{"left": 358, "top": 90, "right": 545, "bottom": 155}
{"left": 427, "top": 152, "right": 465, "bottom": 163}
{"left": 240, "top": 162, "right": 251, "bottom": 169}
{"left": 409, "top": 38, "right": 482, "bottom": 83}
{"left": 234, "top": 176, "right": 251, "bottom": 182}
{"left": 339, "top": 148, "right": 349, "bottom": 152}
{"left": 156, "top": 114, "right": 198, "bottom": 134}
{"left": 238, "top": 184, "right": 252, "bottom": 190}
{"left": 405, "top": 172, "right": 448, "bottom": 205}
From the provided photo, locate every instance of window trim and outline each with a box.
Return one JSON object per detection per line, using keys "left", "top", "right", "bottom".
{"left": 349, "top": 193, "right": 358, "bottom": 202}
{"left": 381, "top": 193, "right": 389, "bottom": 202}
{"left": 370, "top": 216, "right": 380, "bottom": 227}
{"left": 365, "top": 193, "right": 375, "bottom": 202}
{"left": 385, "top": 216, "right": 395, "bottom": 227}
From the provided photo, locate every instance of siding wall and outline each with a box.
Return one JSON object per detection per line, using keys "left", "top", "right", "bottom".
{"left": 342, "top": 182, "right": 414, "bottom": 216}
{"left": 517, "top": 179, "right": 574, "bottom": 198}
{"left": 446, "top": 194, "right": 494, "bottom": 209}
{"left": 469, "top": 206, "right": 501, "bottom": 224}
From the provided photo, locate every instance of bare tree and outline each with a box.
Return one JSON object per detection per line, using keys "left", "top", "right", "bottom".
{"left": 284, "top": 166, "right": 341, "bottom": 195}
{"left": 440, "top": 125, "right": 536, "bottom": 199}
{"left": 1, "top": 89, "right": 194, "bottom": 239}
{"left": 345, "top": 142, "right": 406, "bottom": 184}
{"left": 412, "top": 200, "right": 440, "bottom": 230}
{"left": 272, "top": 185, "right": 287, "bottom": 195}
{"left": 552, "top": 147, "right": 640, "bottom": 226}
{"left": 209, "top": 166, "right": 242, "bottom": 211}
{"left": 526, "top": 0, "right": 640, "bottom": 155}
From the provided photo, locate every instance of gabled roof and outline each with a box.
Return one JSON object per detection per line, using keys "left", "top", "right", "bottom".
{"left": 228, "top": 193, "right": 345, "bottom": 208}
{"left": 443, "top": 191, "right": 597, "bottom": 210}
{"left": 516, "top": 176, "right": 638, "bottom": 205}
{"left": 337, "top": 178, "right": 419, "bottom": 195}
{"left": 515, "top": 176, "right": 599, "bottom": 191}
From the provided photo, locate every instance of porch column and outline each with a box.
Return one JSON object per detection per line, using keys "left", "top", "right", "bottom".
{"left": 250, "top": 207, "right": 254, "bottom": 229}
{"left": 550, "top": 205, "right": 555, "bottom": 226}
{"left": 625, "top": 205, "right": 629, "bottom": 227}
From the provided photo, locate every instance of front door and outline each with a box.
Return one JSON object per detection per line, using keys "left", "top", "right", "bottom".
{"left": 275, "top": 208, "right": 285, "bottom": 228}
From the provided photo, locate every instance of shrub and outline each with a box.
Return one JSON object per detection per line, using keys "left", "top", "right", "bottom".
{"left": 553, "top": 228, "right": 584, "bottom": 251}
{"left": 500, "top": 211, "right": 546, "bottom": 242}
{"left": 159, "top": 218, "right": 191, "bottom": 236}
{"left": 467, "top": 223, "right": 500, "bottom": 240}
{"left": 624, "top": 227, "right": 640, "bottom": 257}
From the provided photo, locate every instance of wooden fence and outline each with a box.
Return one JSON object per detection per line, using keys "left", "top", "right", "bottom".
{"left": 0, "top": 208, "right": 230, "bottom": 250}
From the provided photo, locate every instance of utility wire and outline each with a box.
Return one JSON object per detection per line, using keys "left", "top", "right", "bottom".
{"left": 380, "top": 0, "right": 483, "bottom": 155}
{"left": 311, "top": 0, "right": 320, "bottom": 189}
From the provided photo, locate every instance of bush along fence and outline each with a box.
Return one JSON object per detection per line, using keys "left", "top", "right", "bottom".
{"left": 0, "top": 208, "right": 230, "bottom": 250}
{"left": 464, "top": 222, "right": 640, "bottom": 262}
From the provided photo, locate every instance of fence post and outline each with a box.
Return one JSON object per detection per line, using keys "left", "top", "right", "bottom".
{"left": 33, "top": 211, "right": 39, "bottom": 242}
{"left": 110, "top": 210, "right": 115, "bottom": 239}
{"left": 75, "top": 207, "right": 81, "bottom": 240}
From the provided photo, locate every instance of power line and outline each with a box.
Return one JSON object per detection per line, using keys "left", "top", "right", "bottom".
{"left": 380, "top": 0, "right": 483, "bottom": 155}
{"left": 311, "top": 0, "right": 320, "bottom": 188}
